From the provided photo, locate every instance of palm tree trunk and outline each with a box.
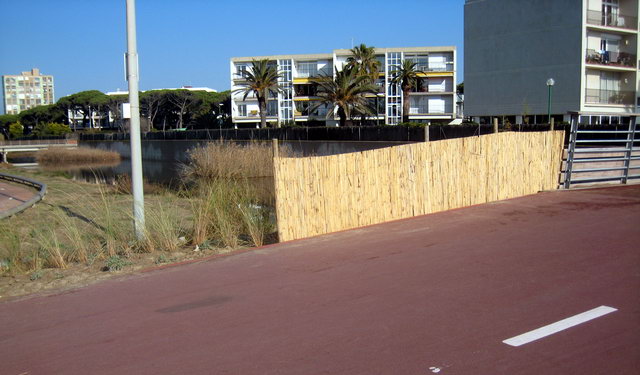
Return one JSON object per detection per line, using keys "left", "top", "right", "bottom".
{"left": 258, "top": 96, "right": 267, "bottom": 129}
{"left": 402, "top": 86, "right": 411, "bottom": 123}
{"left": 338, "top": 106, "right": 347, "bottom": 127}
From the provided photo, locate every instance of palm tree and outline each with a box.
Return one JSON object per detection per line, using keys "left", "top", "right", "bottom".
{"left": 233, "top": 59, "right": 282, "bottom": 128}
{"left": 390, "top": 60, "right": 420, "bottom": 123}
{"left": 346, "top": 43, "right": 381, "bottom": 83}
{"left": 313, "top": 66, "right": 378, "bottom": 127}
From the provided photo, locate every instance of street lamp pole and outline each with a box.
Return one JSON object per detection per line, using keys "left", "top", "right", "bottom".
{"left": 546, "top": 78, "right": 555, "bottom": 127}
{"left": 126, "top": 0, "right": 145, "bottom": 240}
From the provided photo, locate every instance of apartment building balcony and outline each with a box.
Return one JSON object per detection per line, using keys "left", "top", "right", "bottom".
{"left": 586, "top": 10, "right": 638, "bottom": 31}
{"left": 585, "top": 49, "right": 637, "bottom": 69}
{"left": 409, "top": 89, "right": 454, "bottom": 95}
{"left": 584, "top": 89, "right": 635, "bottom": 105}
{"left": 413, "top": 62, "right": 454, "bottom": 73}
{"left": 294, "top": 102, "right": 327, "bottom": 118}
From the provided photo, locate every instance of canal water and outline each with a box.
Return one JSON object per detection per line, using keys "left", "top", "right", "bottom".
{"left": 72, "top": 140, "right": 412, "bottom": 186}
{"left": 10, "top": 140, "right": 411, "bottom": 187}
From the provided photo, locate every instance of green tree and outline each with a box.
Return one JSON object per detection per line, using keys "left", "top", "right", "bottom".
{"left": 390, "top": 60, "right": 420, "bottom": 123}
{"left": 9, "top": 122, "right": 24, "bottom": 139}
{"left": 33, "top": 122, "right": 71, "bottom": 137}
{"left": 165, "top": 90, "right": 202, "bottom": 129}
{"left": 0, "top": 114, "right": 19, "bottom": 138}
{"left": 313, "top": 66, "right": 378, "bottom": 127}
{"left": 18, "top": 104, "right": 65, "bottom": 129}
{"left": 346, "top": 43, "right": 381, "bottom": 83}
{"left": 105, "top": 94, "right": 129, "bottom": 131}
{"left": 57, "top": 90, "right": 109, "bottom": 128}
{"left": 233, "top": 59, "right": 282, "bottom": 129}
{"left": 140, "top": 90, "right": 169, "bottom": 130}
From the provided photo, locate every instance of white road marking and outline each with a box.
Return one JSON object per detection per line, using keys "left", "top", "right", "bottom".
{"left": 503, "top": 305, "right": 617, "bottom": 347}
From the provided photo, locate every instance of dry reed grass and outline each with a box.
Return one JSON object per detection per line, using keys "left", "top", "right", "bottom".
{"left": 37, "top": 147, "right": 121, "bottom": 164}
{"left": 181, "top": 141, "right": 296, "bottom": 180}
{"left": 111, "top": 174, "right": 167, "bottom": 195}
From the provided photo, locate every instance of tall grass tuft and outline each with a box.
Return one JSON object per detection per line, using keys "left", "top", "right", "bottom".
{"left": 37, "top": 147, "right": 121, "bottom": 164}
{"left": 0, "top": 223, "right": 28, "bottom": 274}
{"left": 52, "top": 207, "right": 91, "bottom": 263}
{"left": 142, "top": 199, "right": 185, "bottom": 253}
{"left": 190, "top": 178, "right": 274, "bottom": 248}
{"left": 34, "top": 229, "right": 67, "bottom": 269}
{"left": 182, "top": 141, "right": 295, "bottom": 180}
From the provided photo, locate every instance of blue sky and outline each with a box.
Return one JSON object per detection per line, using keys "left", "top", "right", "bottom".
{"left": 0, "top": 0, "right": 464, "bottom": 114}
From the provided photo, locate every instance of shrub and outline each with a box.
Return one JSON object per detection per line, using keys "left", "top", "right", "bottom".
{"left": 33, "top": 122, "right": 71, "bottom": 137}
{"left": 104, "top": 255, "right": 131, "bottom": 271}
{"left": 9, "top": 122, "right": 24, "bottom": 138}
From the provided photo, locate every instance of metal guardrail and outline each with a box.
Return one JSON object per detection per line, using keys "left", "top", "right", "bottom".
{"left": 0, "top": 173, "right": 47, "bottom": 219}
{"left": 586, "top": 10, "right": 638, "bottom": 30}
{"left": 584, "top": 89, "right": 635, "bottom": 105}
{"left": 563, "top": 117, "right": 639, "bottom": 188}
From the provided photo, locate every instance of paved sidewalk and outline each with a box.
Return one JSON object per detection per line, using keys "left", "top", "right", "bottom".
{"left": 0, "top": 185, "right": 638, "bottom": 374}
{"left": 0, "top": 181, "right": 38, "bottom": 215}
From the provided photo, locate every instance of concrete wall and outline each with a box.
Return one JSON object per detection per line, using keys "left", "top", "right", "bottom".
{"left": 465, "top": 0, "right": 584, "bottom": 117}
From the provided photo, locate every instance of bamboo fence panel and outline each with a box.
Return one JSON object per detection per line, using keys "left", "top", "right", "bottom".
{"left": 273, "top": 131, "right": 565, "bottom": 242}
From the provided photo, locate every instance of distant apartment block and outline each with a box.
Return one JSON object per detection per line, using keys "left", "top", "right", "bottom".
{"left": 2, "top": 68, "right": 55, "bottom": 115}
{"left": 465, "top": 0, "right": 639, "bottom": 124}
{"left": 230, "top": 46, "right": 457, "bottom": 126}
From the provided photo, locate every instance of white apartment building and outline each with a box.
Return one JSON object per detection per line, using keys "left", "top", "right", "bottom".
{"left": 230, "top": 46, "right": 457, "bottom": 126}
{"left": 465, "top": 0, "right": 639, "bottom": 125}
{"left": 2, "top": 68, "right": 55, "bottom": 115}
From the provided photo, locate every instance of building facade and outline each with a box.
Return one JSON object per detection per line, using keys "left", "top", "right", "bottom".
{"left": 230, "top": 46, "right": 457, "bottom": 126}
{"left": 2, "top": 68, "right": 55, "bottom": 115}
{"left": 465, "top": 0, "right": 639, "bottom": 125}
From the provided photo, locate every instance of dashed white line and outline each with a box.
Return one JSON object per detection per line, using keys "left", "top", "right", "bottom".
{"left": 503, "top": 305, "right": 618, "bottom": 347}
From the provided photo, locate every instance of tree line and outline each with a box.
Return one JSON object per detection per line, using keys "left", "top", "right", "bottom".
{"left": 0, "top": 89, "right": 231, "bottom": 139}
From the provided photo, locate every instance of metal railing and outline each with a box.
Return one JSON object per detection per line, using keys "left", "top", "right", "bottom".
{"left": 585, "top": 49, "right": 636, "bottom": 68}
{"left": 586, "top": 10, "right": 638, "bottom": 30}
{"left": 563, "top": 117, "right": 639, "bottom": 188}
{"left": 414, "top": 62, "right": 454, "bottom": 73}
{"left": 584, "top": 89, "right": 635, "bottom": 105}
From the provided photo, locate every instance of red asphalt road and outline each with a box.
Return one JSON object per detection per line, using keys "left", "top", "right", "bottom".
{"left": 1, "top": 186, "right": 639, "bottom": 374}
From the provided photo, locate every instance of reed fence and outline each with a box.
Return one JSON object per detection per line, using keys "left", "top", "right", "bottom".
{"left": 273, "top": 131, "right": 565, "bottom": 241}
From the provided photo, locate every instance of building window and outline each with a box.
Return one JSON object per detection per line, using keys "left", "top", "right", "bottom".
{"left": 297, "top": 61, "right": 318, "bottom": 78}
{"left": 236, "top": 64, "right": 248, "bottom": 78}
{"left": 238, "top": 104, "right": 247, "bottom": 116}
{"left": 267, "top": 101, "right": 278, "bottom": 116}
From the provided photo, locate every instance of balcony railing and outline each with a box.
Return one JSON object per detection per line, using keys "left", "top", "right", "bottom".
{"left": 585, "top": 49, "right": 637, "bottom": 68}
{"left": 414, "top": 62, "right": 454, "bottom": 73}
{"left": 587, "top": 10, "right": 638, "bottom": 30}
{"left": 585, "top": 89, "right": 635, "bottom": 105}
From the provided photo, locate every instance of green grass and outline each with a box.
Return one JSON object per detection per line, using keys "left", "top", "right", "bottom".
{"left": 0, "top": 164, "right": 277, "bottom": 280}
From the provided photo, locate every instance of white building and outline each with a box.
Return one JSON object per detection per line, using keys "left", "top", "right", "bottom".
{"left": 465, "top": 0, "right": 639, "bottom": 125}
{"left": 230, "top": 46, "right": 457, "bottom": 126}
{"left": 2, "top": 68, "right": 55, "bottom": 115}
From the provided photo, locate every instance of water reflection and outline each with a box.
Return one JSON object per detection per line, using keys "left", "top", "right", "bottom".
{"left": 18, "top": 140, "right": 409, "bottom": 188}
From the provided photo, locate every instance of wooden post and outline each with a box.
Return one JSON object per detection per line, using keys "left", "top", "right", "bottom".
{"left": 424, "top": 125, "right": 430, "bottom": 142}
{"left": 550, "top": 117, "right": 555, "bottom": 131}
{"left": 272, "top": 138, "right": 279, "bottom": 158}
{"left": 493, "top": 118, "right": 499, "bottom": 133}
